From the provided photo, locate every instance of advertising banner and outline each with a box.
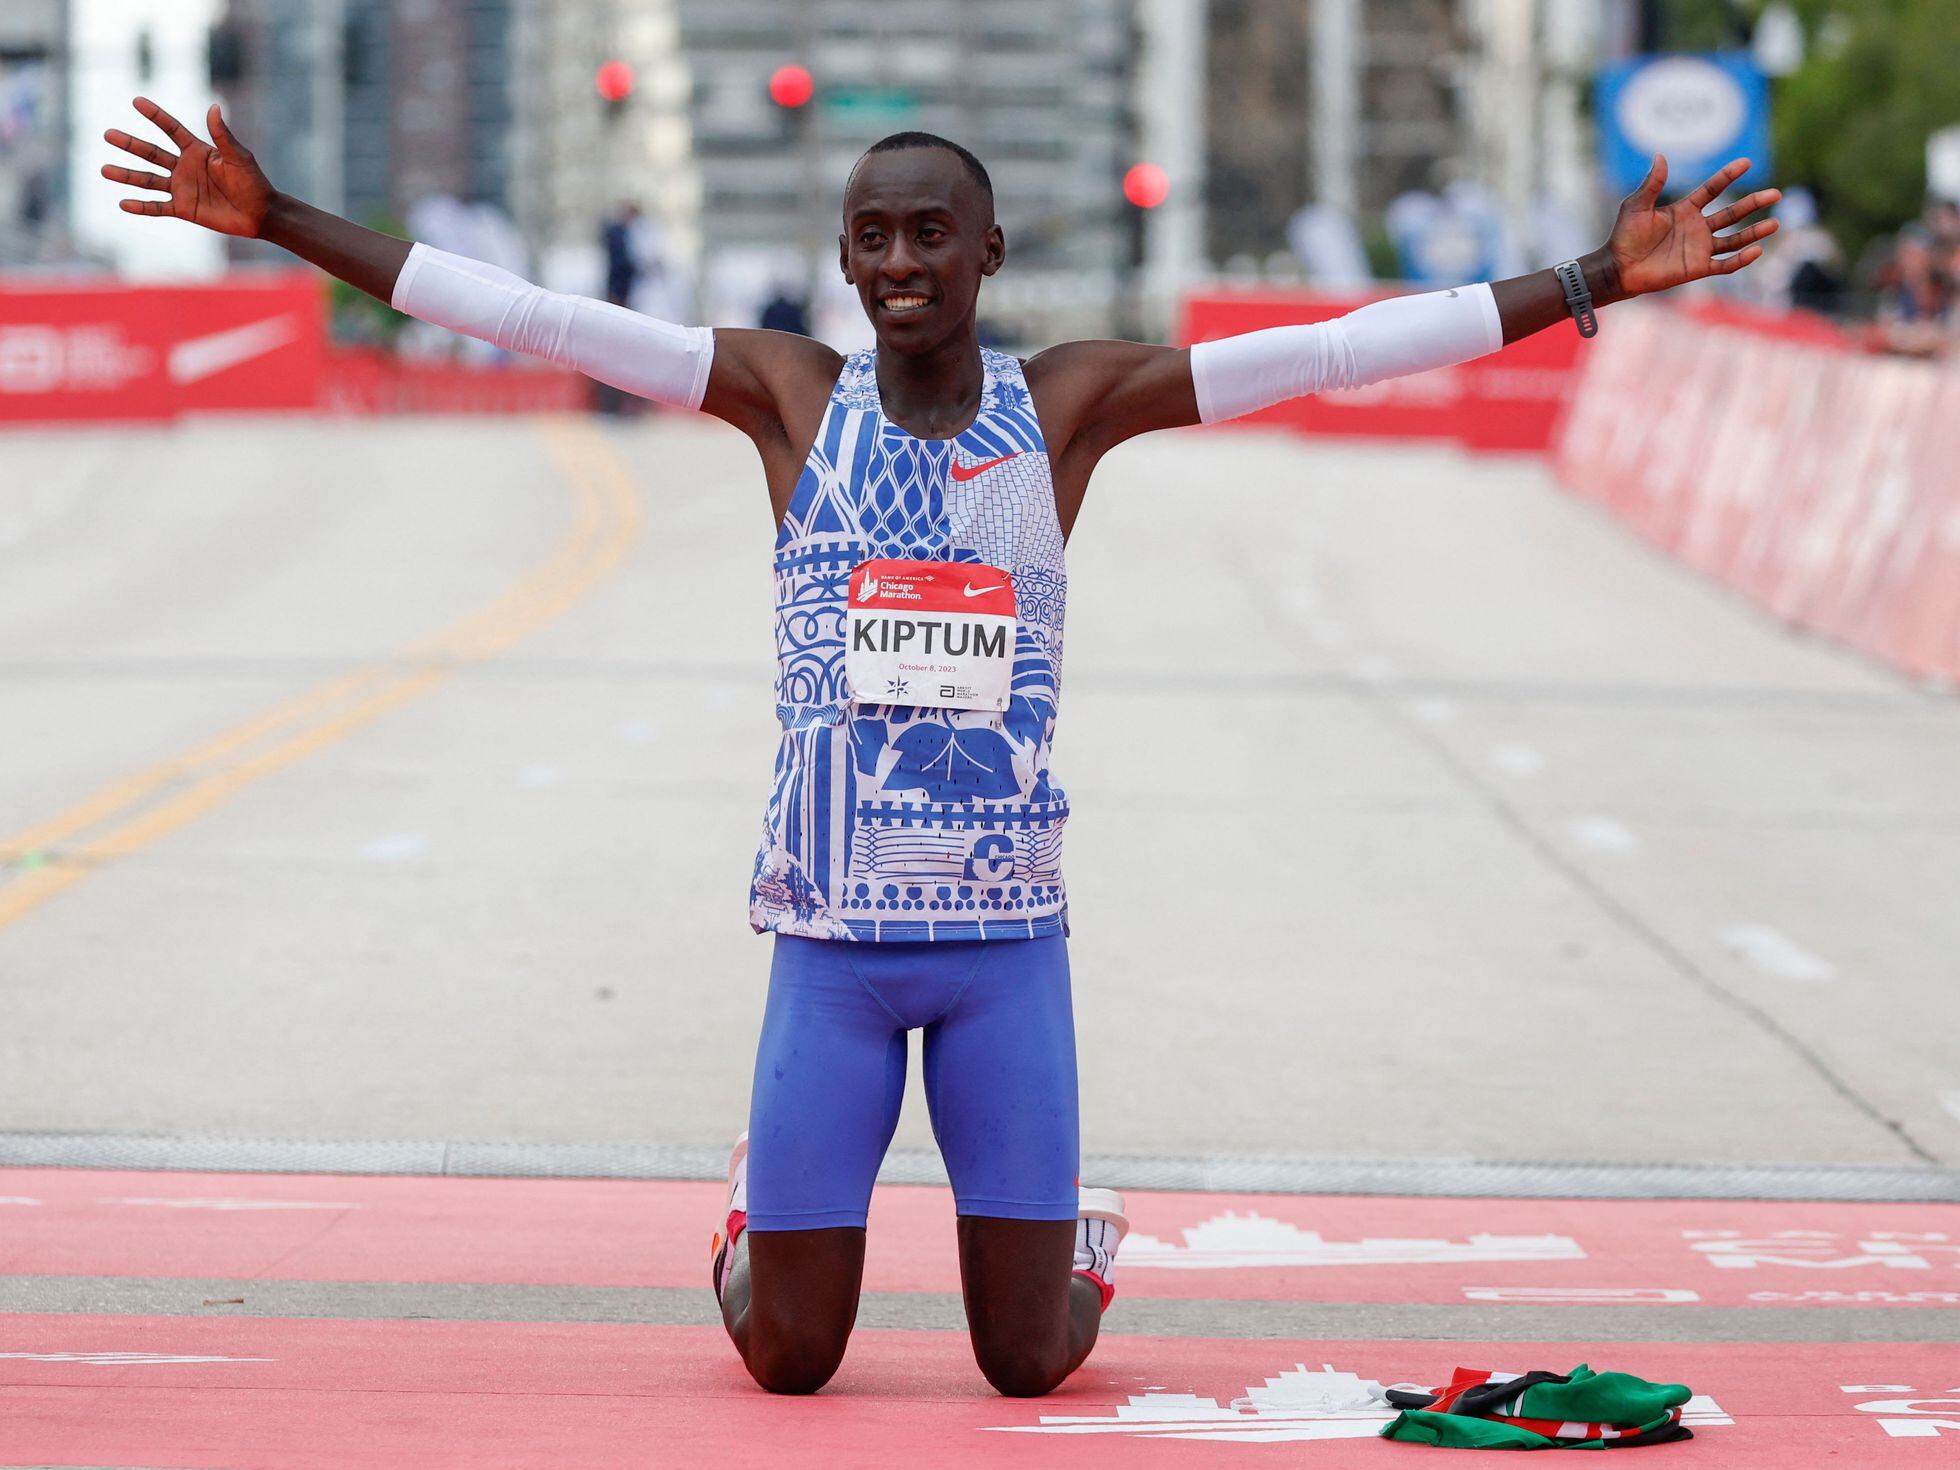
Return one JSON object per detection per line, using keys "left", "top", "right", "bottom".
{"left": 1555, "top": 303, "right": 1960, "bottom": 684}
{"left": 0, "top": 274, "right": 326, "bottom": 423}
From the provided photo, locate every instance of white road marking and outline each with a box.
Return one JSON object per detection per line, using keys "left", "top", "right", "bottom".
{"left": 0, "top": 1197, "right": 42, "bottom": 1206}
{"left": 1937, "top": 1090, "right": 1960, "bottom": 1126}
{"left": 1717, "top": 924, "right": 1837, "bottom": 982}
{"left": 1406, "top": 696, "right": 1459, "bottom": 724}
{"left": 0, "top": 1350, "right": 273, "bottom": 1365}
{"left": 1568, "top": 815, "right": 1640, "bottom": 854}
{"left": 1462, "top": 1286, "right": 1699, "bottom": 1304}
{"left": 1490, "top": 743, "right": 1545, "bottom": 777}
{"left": 1125, "top": 1212, "right": 1582, "bottom": 1268}
{"left": 102, "top": 1197, "right": 360, "bottom": 1211}
{"left": 615, "top": 718, "right": 660, "bottom": 745}
{"left": 360, "top": 831, "right": 429, "bottom": 862}
{"left": 516, "top": 764, "right": 565, "bottom": 789}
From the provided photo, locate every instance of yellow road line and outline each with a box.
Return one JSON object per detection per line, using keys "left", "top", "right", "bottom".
{"left": 0, "top": 417, "right": 641, "bottom": 932}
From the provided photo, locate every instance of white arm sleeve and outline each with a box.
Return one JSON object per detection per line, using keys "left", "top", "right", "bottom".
{"left": 390, "top": 242, "right": 714, "bottom": 411}
{"left": 1189, "top": 283, "right": 1503, "bottom": 424}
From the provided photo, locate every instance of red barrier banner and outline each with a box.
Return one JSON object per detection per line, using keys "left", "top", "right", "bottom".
{"left": 1177, "top": 288, "right": 1585, "bottom": 452}
{"left": 0, "top": 275, "right": 327, "bottom": 423}
{"left": 1555, "top": 303, "right": 1960, "bottom": 684}
{"left": 319, "top": 347, "right": 588, "bottom": 416}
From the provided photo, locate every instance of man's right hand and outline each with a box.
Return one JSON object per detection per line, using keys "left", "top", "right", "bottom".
{"left": 102, "top": 97, "right": 273, "bottom": 239}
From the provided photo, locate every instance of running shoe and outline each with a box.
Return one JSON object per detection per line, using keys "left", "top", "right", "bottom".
{"left": 1074, "top": 1186, "right": 1127, "bottom": 1311}
{"left": 710, "top": 1131, "right": 749, "bottom": 1304}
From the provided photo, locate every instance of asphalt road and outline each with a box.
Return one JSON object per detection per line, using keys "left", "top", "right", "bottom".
{"left": 3, "top": 413, "right": 1956, "bottom": 1170}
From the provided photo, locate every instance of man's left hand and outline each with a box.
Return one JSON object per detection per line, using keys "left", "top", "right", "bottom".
{"left": 1604, "top": 155, "right": 1781, "bottom": 300}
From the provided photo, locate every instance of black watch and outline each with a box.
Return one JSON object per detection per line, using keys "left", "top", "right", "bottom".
{"left": 1553, "top": 259, "right": 1599, "bottom": 338}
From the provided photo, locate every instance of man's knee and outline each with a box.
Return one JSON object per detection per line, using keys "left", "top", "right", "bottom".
{"left": 744, "top": 1321, "right": 852, "bottom": 1395}
{"left": 974, "top": 1344, "right": 1070, "bottom": 1399}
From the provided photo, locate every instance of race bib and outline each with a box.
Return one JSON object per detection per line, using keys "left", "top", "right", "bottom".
{"left": 845, "top": 558, "right": 1015, "bottom": 712}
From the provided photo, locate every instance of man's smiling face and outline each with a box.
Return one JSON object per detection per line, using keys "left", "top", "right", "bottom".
{"left": 839, "top": 145, "right": 1004, "bottom": 355}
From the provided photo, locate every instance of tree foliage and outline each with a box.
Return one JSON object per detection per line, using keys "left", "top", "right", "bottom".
{"left": 1659, "top": 1, "right": 1960, "bottom": 258}
{"left": 1774, "top": 3, "right": 1960, "bottom": 258}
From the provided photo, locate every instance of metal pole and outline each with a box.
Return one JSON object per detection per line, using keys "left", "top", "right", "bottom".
{"left": 794, "top": 5, "right": 824, "bottom": 319}
{"left": 54, "top": 0, "right": 74, "bottom": 261}
{"left": 1310, "top": 0, "right": 1359, "bottom": 218}
{"left": 1138, "top": 0, "right": 1206, "bottom": 318}
{"left": 310, "top": 0, "right": 346, "bottom": 214}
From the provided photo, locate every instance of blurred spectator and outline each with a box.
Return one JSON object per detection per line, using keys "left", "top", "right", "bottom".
{"left": 1871, "top": 226, "right": 1955, "bottom": 359}
{"left": 597, "top": 203, "right": 666, "bottom": 416}
{"left": 1752, "top": 188, "right": 1844, "bottom": 316}
{"left": 1927, "top": 198, "right": 1960, "bottom": 255}
{"left": 603, "top": 203, "right": 643, "bottom": 308}
{"left": 758, "top": 287, "right": 809, "bottom": 336}
{"left": 1285, "top": 204, "right": 1372, "bottom": 288}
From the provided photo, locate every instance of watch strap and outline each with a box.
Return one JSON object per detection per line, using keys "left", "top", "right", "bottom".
{"left": 1554, "top": 259, "right": 1599, "bottom": 339}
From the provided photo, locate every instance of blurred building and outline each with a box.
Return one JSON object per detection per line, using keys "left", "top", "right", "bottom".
{"left": 0, "top": 0, "right": 71, "bottom": 267}
{"left": 676, "top": 0, "right": 1137, "bottom": 277}
{"left": 1209, "top": 0, "right": 1605, "bottom": 275}
{"left": 215, "top": 0, "right": 515, "bottom": 224}
{"left": 68, "top": 0, "right": 226, "bottom": 278}
{"left": 214, "top": 0, "right": 696, "bottom": 283}
{"left": 507, "top": 1, "right": 700, "bottom": 283}
{"left": 1205, "top": 0, "right": 1309, "bottom": 266}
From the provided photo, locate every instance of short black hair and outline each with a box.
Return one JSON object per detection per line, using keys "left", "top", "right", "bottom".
{"left": 850, "top": 131, "right": 994, "bottom": 211}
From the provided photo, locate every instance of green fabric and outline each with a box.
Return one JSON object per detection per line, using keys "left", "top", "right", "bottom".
{"left": 1512, "top": 1365, "right": 1691, "bottom": 1429}
{"left": 1380, "top": 1365, "right": 1693, "bottom": 1449}
{"left": 1380, "top": 1410, "right": 1575, "bottom": 1450}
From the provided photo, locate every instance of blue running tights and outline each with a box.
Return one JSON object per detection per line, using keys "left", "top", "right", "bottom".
{"left": 746, "top": 934, "right": 1079, "bottom": 1231}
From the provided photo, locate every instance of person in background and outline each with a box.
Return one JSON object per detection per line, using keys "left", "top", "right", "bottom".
{"left": 758, "top": 284, "right": 810, "bottom": 336}
{"left": 1751, "top": 187, "right": 1843, "bottom": 317}
{"left": 604, "top": 203, "right": 643, "bottom": 308}
{"left": 597, "top": 203, "right": 647, "bottom": 415}
{"left": 1873, "top": 227, "right": 1955, "bottom": 359}
{"left": 1925, "top": 198, "right": 1960, "bottom": 258}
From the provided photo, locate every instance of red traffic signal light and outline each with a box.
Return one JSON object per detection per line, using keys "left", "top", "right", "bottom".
{"left": 769, "top": 63, "right": 815, "bottom": 109}
{"left": 1123, "top": 162, "right": 1170, "bottom": 209}
{"left": 595, "top": 60, "right": 635, "bottom": 104}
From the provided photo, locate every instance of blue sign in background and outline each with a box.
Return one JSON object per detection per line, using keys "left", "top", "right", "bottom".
{"left": 1596, "top": 53, "right": 1771, "bottom": 198}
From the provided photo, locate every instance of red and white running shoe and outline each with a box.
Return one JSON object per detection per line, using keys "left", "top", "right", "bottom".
{"left": 1074, "top": 1186, "right": 1127, "bottom": 1311}
{"left": 710, "top": 1131, "right": 748, "bottom": 1304}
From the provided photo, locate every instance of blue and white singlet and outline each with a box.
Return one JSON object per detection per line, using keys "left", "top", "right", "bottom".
{"left": 749, "top": 348, "right": 1069, "bottom": 941}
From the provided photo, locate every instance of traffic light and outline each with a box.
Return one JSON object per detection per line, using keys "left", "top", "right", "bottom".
{"left": 1118, "top": 162, "right": 1167, "bottom": 291}
{"left": 768, "top": 64, "right": 815, "bottom": 110}
{"left": 596, "top": 59, "right": 635, "bottom": 114}
{"left": 1122, "top": 162, "right": 1170, "bottom": 210}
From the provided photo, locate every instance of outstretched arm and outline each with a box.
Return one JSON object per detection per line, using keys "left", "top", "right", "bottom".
{"left": 101, "top": 97, "right": 838, "bottom": 462}
{"left": 1032, "top": 154, "right": 1780, "bottom": 463}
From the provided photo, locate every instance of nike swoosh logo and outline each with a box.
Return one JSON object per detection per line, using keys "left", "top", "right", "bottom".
{"left": 949, "top": 451, "right": 1022, "bottom": 483}
{"left": 963, "top": 582, "right": 1007, "bottom": 597}
{"left": 167, "top": 315, "right": 302, "bottom": 385}
{"left": 1444, "top": 289, "right": 1460, "bottom": 298}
